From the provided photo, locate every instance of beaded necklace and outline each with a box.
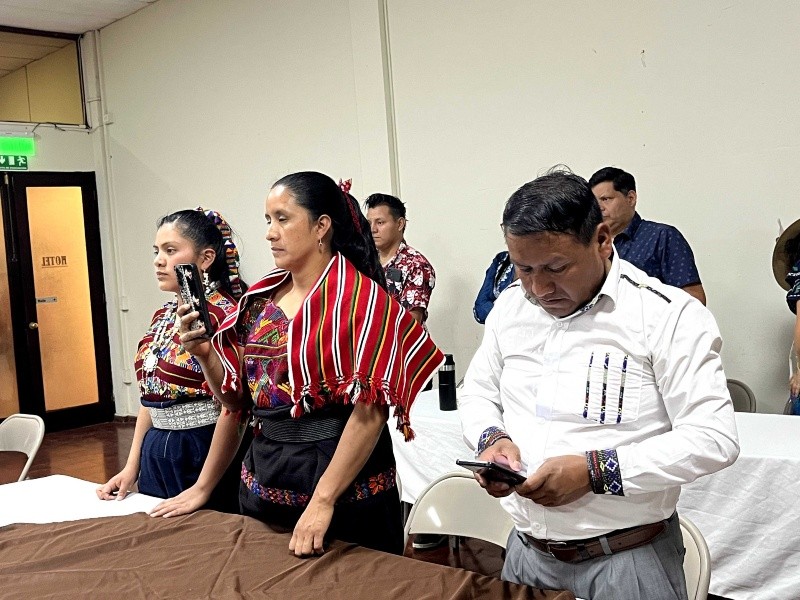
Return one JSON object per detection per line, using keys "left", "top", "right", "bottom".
{"left": 142, "top": 299, "right": 178, "bottom": 374}
{"left": 142, "top": 282, "right": 220, "bottom": 375}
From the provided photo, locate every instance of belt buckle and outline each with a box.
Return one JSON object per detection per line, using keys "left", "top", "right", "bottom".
{"left": 545, "top": 540, "right": 567, "bottom": 558}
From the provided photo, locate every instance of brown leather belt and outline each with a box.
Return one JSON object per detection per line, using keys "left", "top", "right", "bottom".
{"left": 520, "top": 519, "right": 667, "bottom": 564}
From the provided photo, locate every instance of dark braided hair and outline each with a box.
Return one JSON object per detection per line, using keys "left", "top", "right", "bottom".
{"left": 272, "top": 171, "right": 386, "bottom": 289}
{"left": 157, "top": 209, "right": 242, "bottom": 297}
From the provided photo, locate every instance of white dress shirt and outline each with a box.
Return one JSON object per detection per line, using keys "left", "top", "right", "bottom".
{"left": 459, "top": 256, "right": 739, "bottom": 541}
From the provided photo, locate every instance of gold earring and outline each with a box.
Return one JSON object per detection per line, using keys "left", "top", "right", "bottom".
{"left": 318, "top": 239, "right": 323, "bottom": 252}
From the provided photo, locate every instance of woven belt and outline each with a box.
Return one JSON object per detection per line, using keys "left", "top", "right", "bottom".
{"left": 256, "top": 413, "right": 347, "bottom": 443}
{"left": 149, "top": 399, "right": 219, "bottom": 430}
{"left": 520, "top": 519, "right": 667, "bottom": 564}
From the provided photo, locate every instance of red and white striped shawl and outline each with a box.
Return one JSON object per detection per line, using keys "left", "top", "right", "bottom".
{"left": 211, "top": 253, "right": 445, "bottom": 441}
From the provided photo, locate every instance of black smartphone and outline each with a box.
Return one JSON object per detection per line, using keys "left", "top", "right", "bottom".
{"left": 456, "top": 459, "right": 526, "bottom": 485}
{"left": 174, "top": 263, "right": 214, "bottom": 337}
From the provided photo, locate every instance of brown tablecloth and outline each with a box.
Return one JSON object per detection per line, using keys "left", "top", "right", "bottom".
{"left": 0, "top": 451, "right": 27, "bottom": 484}
{"left": 0, "top": 511, "right": 574, "bottom": 599}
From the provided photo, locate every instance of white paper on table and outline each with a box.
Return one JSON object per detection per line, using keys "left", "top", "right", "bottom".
{"left": 0, "top": 474, "right": 163, "bottom": 527}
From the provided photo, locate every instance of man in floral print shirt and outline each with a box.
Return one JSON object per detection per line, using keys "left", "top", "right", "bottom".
{"left": 366, "top": 193, "right": 442, "bottom": 550}
{"left": 365, "top": 193, "right": 436, "bottom": 325}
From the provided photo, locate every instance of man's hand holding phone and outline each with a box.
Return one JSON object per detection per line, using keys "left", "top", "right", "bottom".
{"left": 465, "top": 438, "right": 594, "bottom": 506}
{"left": 469, "top": 438, "right": 526, "bottom": 498}
{"left": 514, "top": 455, "right": 592, "bottom": 507}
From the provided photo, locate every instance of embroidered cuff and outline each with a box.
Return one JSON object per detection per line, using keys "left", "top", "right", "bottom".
{"left": 586, "top": 449, "right": 624, "bottom": 496}
{"left": 476, "top": 426, "right": 511, "bottom": 456}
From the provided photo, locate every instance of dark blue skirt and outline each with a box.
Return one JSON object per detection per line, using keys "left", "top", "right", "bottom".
{"left": 138, "top": 423, "right": 248, "bottom": 514}
{"left": 138, "top": 424, "right": 215, "bottom": 499}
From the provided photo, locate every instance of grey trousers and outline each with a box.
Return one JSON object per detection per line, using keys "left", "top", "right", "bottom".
{"left": 502, "top": 513, "right": 689, "bottom": 600}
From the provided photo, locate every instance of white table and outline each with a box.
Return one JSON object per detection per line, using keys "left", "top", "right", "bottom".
{"left": 677, "top": 413, "right": 800, "bottom": 600}
{"left": 390, "top": 396, "right": 800, "bottom": 598}
{"left": 390, "top": 389, "right": 473, "bottom": 503}
{"left": 0, "top": 474, "right": 162, "bottom": 527}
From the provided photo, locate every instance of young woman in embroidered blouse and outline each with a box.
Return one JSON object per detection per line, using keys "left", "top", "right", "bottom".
{"left": 97, "top": 208, "right": 246, "bottom": 515}
{"left": 179, "top": 172, "right": 443, "bottom": 556}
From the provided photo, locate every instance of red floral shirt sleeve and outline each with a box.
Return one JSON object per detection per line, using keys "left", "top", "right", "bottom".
{"left": 384, "top": 243, "right": 435, "bottom": 320}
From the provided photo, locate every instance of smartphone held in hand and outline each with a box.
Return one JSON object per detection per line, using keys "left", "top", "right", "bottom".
{"left": 456, "top": 459, "right": 526, "bottom": 485}
{"left": 174, "top": 263, "right": 214, "bottom": 337}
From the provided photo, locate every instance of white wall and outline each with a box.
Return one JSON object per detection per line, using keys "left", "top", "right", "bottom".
{"left": 97, "top": 0, "right": 391, "bottom": 413}
{"left": 385, "top": 0, "right": 799, "bottom": 413}
{"left": 95, "top": 0, "right": 799, "bottom": 414}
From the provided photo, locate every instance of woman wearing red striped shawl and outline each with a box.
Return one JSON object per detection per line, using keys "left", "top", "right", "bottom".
{"left": 178, "top": 172, "right": 444, "bottom": 556}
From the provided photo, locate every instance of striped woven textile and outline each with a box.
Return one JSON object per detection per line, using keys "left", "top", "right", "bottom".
{"left": 211, "top": 253, "right": 445, "bottom": 440}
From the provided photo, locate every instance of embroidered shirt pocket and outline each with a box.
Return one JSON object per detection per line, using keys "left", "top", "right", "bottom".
{"left": 579, "top": 349, "right": 643, "bottom": 424}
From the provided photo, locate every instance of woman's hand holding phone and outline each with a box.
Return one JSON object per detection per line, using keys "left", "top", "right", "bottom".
{"left": 174, "top": 263, "right": 214, "bottom": 333}
{"left": 174, "top": 263, "right": 215, "bottom": 358}
{"left": 176, "top": 301, "right": 212, "bottom": 360}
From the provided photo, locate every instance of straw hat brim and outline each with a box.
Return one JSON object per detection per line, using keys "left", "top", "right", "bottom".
{"left": 772, "top": 218, "right": 800, "bottom": 290}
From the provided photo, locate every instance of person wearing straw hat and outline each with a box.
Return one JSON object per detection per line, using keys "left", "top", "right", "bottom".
{"left": 772, "top": 218, "right": 800, "bottom": 406}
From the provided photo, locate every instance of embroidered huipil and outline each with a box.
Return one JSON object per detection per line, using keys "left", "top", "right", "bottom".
{"left": 215, "top": 255, "right": 445, "bottom": 508}
{"left": 237, "top": 298, "right": 292, "bottom": 409}
{"left": 135, "top": 289, "right": 236, "bottom": 405}
{"left": 212, "top": 253, "right": 444, "bottom": 437}
{"left": 459, "top": 257, "right": 739, "bottom": 541}
{"left": 236, "top": 298, "right": 399, "bottom": 505}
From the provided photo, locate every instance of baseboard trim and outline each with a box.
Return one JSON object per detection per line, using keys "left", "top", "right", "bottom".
{"left": 112, "top": 414, "right": 137, "bottom": 423}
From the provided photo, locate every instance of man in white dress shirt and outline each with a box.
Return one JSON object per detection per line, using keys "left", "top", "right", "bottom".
{"left": 459, "top": 169, "right": 739, "bottom": 600}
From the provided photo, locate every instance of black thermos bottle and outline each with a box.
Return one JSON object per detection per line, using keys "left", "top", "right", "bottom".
{"left": 438, "top": 354, "right": 457, "bottom": 411}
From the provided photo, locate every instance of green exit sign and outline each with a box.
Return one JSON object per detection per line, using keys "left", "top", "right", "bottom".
{"left": 0, "top": 155, "right": 29, "bottom": 170}
{"left": 0, "top": 137, "right": 35, "bottom": 156}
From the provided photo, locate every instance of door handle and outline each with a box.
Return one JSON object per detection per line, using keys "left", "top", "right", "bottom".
{"left": 28, "top": 322, "right": 38, "bottom": 330}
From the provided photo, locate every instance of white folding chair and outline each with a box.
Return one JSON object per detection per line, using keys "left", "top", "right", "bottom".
{"left": 680, "top": 516, "right": 711, "bottom": 600}
{"left": 0, "top": 413, "right": 45, "bottom": 482}
{"left": 726, "top": 378, "right": 756, "bottom": 413}
{"left": 404, "top": 471, "right": 514, "bottom": 548}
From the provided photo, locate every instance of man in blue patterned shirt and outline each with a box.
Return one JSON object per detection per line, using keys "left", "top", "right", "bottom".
{"left": 589, "top": 167, "right": 706, "bottom": 305}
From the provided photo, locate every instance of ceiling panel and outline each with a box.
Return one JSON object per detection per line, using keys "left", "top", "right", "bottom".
{"left": 0, "top": 55, "right": 26, "bottom": 71}
{"left": 0, "top": 31, "right": 69, "bottom": 46}
{"left": 0, "top": 0, "right": 157, "bottom": 34}
{"left": 0, "top": 39, "right": 67, "bottom": 60}
{"left": 0, "top": 31, "right": 74, "bottom": 78}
